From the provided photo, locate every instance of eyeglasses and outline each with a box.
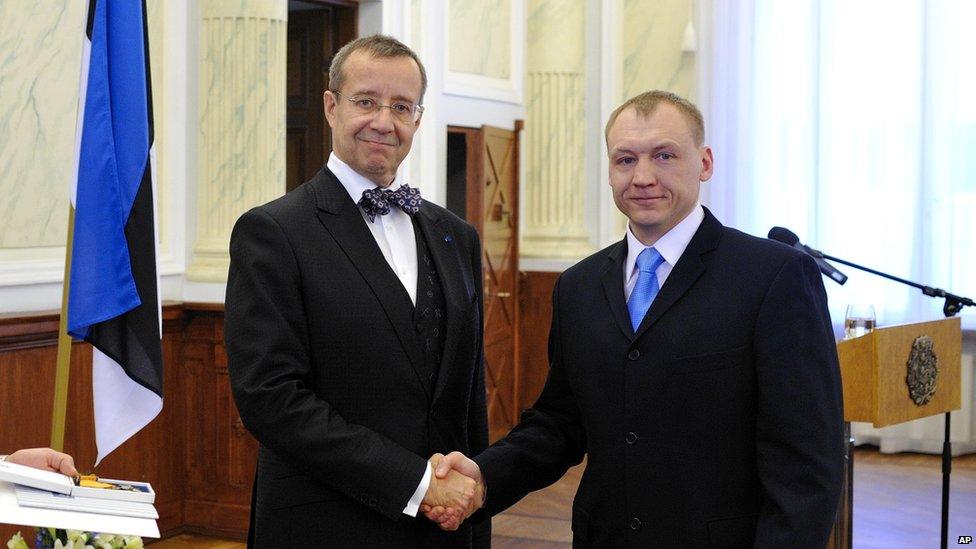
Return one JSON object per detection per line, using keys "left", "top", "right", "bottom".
{"left": 333, "top": 91, "right": 424, "bottom": 123}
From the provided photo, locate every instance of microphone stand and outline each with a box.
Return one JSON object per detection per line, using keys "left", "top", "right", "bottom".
{"left": 823, "top": 254, "right": 975, "bottom": 318}
{"left": 821, "top": 252, "right": 973, "bottom": 549}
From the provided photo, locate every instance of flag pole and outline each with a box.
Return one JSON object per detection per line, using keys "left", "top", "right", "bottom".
{"left": 51, "top": 206, "right": 76, "bottom": 452}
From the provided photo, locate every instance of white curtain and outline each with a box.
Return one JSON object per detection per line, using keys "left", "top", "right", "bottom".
{"left": 698, "top": 0, "right": 976, "bottom": 453}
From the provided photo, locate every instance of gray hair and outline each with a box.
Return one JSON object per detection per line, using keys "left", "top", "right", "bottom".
{"left": 328, "top": 34, "right": 428, "bottom": 104}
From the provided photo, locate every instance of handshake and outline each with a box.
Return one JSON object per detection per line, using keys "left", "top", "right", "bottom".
{"left": 420, "top": 452, "right": 483, "bottom": 531}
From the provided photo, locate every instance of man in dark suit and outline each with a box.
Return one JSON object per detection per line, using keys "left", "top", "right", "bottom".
{"left": 426, "top": 91, "right": 844, "bottom": 547}
{"left": 225, "top": 35, "right": 488, "bottom": 548}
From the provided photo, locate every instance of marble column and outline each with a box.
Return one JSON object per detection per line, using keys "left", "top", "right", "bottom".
{"left": 606, "top": 0, "right": 696, "bottom": 237}
{"left": 520, "top": 0, "right": 591, "bottom": 259}
{"left": 188, "top": 0, "right": 287, "bottom": 282}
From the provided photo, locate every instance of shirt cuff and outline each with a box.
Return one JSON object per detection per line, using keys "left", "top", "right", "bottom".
{"left": 402, "top": 461, "right": 432, "bottom": 516}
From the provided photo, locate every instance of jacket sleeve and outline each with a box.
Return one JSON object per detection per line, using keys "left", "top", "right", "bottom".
{"left": 474, "top": 274, "right": 588, "bottom": 516}
{"left": 752, "top": 253, "right": 845, "bottom": 548}
{"left": 224, "top": 208, "right": 427, "bottom": 521}
{"left": 463, "top": 223, "right": 492, "bottom": 548}
{"left": 466, "top": 223, "right": 490, "bottom": 459}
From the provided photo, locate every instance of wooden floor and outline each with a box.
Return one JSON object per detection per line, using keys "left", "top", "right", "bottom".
{"left": 149, "top": 447, "right": 976, "bottom": 548}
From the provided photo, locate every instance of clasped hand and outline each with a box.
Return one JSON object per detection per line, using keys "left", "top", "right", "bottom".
{"left": 420, "top": 452, "right": 483, "bottom": 531}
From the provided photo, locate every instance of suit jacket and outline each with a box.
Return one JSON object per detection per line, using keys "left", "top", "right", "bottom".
{"left": 475, "top": 208, "right": 844, "bottom": 548}
{"left": 225, "top": 167, "right": 490, "bottom": 548}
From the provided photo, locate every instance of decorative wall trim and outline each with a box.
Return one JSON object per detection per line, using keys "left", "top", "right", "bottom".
{"left": 0, "top": 247, "right": 185, "bottom": 288}
{"left": 0, "top": 247, "right": 64, "bottom": 286}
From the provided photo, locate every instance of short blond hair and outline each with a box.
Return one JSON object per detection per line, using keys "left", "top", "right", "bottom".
{"left": 329, "top": 34, "right": 428, "bottom": 103}
{"left": 604, "top": 90, "right": 705, "bottom": 146}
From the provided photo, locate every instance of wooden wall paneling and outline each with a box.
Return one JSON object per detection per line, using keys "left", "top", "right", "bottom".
{"left": 516, "top": 271, "right": 559, "bottom": 413}
{"left": 0, "top": 312, "right": 63, "bottom": 544}
{"left": 181, "top": 310, "right": 254, "bottom": 539}
{"left": 0, "top": 307, "right": 188, "bottom": 539}
{"left": 84, "top": 310, "right": 188, "bottom": 535}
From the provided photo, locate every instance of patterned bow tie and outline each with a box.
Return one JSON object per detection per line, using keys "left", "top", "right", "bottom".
{"left": 358, "top": 184, "right": 422, "bottom": 222}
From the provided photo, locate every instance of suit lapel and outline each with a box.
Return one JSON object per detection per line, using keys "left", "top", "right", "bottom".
{"left": 310, "top": 169, "right": 429, "bottom": 396}
{"left": 633, "top": 208, "right": 723, "bottom": 339}
{"left": 415, "top": 206, "right": 470, "bottom": 404}
{"left": 601, "top": 240, "right": 636, "bottom": 342}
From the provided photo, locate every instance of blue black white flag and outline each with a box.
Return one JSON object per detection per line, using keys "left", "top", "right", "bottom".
{"left": 67, "top": 0, "right": 162, "bottom": 466}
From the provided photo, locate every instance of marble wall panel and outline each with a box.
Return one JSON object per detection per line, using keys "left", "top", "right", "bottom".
{"left": 0, "top": 0, "right": 171, "bottom": 261}
{"left": 0, "top": 1, "right": 86, "bottom": 249}
{"left": 146, "top": 0, "right": 170, "bottom": 257}
{"left": 526, "top": 0, "right": 584, "bottom": 73}
{"left": 448, "top": 0, "right": 511, "bottom": 79}
{"left": 621, "top": 0, "right": 695, "bottom": 102}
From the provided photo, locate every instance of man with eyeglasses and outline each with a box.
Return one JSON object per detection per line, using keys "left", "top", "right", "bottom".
{"left": 225, "top": 34, "right": 489, "bottom": 548}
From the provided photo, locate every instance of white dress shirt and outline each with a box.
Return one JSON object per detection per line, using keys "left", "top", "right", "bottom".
{"left": 623, "top": 204, "right": 705, "bottom": 301}
{"left": 329, "top": 154, "right": 419, "bottom": 304}
{"left": 327, "top": 153, "right": 430, "bottom": 516}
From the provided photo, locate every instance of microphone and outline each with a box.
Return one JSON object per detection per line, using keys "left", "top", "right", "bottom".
{"left": 768, "top": 227, "right": 848, "bottom": 285}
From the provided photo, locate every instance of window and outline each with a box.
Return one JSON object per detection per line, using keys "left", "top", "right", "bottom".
{"left": 700, "top": 0, "right": 976, "bottom": 328}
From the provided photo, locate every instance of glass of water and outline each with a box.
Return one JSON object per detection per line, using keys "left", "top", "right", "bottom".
{"left": 844, "top": 304, "right": 876, "bottom": 339}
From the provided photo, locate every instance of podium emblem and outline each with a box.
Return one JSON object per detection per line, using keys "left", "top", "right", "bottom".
{"left": 906, "top": 335, "right": 938, "bottom": 406}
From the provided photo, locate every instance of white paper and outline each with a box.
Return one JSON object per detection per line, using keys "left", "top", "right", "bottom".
{"left": 0, "top": 481, "right": 159, "bottom": 538}
{"left": 15, "top": 486, "right": 158, "bottom": 520}
{"left": 0, "top": 461, "right": 72, "bottom": 495}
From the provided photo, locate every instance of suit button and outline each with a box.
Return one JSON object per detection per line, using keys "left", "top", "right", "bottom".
{"left": 629, "top": 517, "right": 642, "bottom": 530}
{"left": 625, "top": 432, "right": 637, "bottom": 445}
{"left": 628, "top": 349, "right": 640, "bottom": 360}
{"left": 416, "top": 323, "right": 424, "bottom": 333}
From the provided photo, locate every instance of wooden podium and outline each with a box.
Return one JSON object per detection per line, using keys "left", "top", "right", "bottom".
{"left": 828, "top": 317, "right": 962, "bottom": 548}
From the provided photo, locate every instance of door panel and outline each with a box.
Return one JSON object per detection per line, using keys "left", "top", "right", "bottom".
{"left": 446, "top": 124, "right": 521, "bottom": 443}
{"left": 286, "top": 10, "right": 328, "bottom": 191}
{"left": 480, "top": 126, "right": 520, "bottom": 443}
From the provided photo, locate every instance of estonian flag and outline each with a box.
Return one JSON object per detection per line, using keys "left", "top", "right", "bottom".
{"left": 67, "top": 0, "right": 162, "bottom": 466}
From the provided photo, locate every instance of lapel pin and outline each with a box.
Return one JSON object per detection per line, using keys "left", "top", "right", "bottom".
{"left": 444, "top": 234, "right": 453, "bottom": 243}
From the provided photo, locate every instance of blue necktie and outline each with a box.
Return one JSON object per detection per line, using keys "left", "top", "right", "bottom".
{"left": 627, "top": 248, "right": 665, "bottom": 332}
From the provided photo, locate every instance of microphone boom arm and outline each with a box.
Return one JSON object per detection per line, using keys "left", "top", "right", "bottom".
{"left": 820, "top": 253, "right": 975, "bottom": 317}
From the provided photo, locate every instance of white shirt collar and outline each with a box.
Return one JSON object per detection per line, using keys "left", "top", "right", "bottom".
{"left": 624, "top": 204, "right": 705, "bottom": 277}
{"left": 327, "top": 153, "right": 402, "bottom": 206}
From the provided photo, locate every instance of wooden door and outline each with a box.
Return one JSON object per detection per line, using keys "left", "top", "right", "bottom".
{"left": 447, "top": 124, "right": 521, "bottom": 443}
{"left": 286, "top": 3, "right": 356, "bottom": 192}
{"left": 480, "top": 126, "right": 520, "bottom": 442}
{"left": 287, "top": 10, "right": 328, "bottom": 192}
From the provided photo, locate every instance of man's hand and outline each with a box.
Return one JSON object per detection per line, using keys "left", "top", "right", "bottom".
{"left": 421, "top": 452, "right": 484, "bottom": 531}
{"left": 6, "top": 448, "right": 78, "bottom": 476}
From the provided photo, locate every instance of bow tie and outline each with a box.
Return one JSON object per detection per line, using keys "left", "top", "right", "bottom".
{"left": 358, "top": 184, "right": 422, "bottom": 222}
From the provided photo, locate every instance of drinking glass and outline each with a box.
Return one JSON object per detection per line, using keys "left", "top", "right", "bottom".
{"left": 844, "top": 304, "right": 876, "bottom": 339}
